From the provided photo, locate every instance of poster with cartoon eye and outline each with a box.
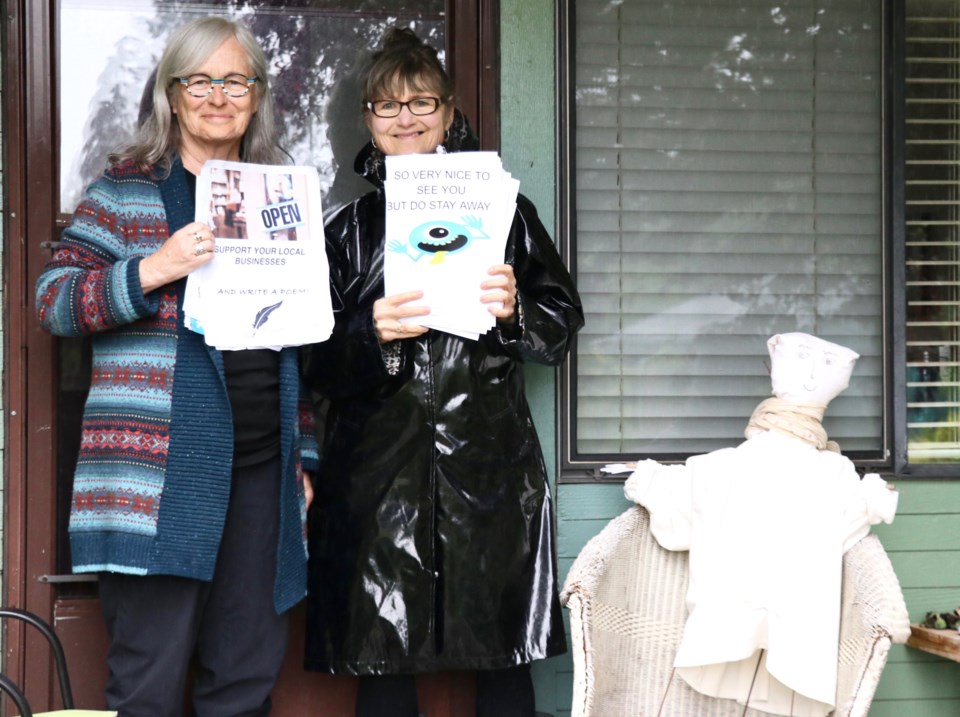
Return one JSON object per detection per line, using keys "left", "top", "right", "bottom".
{"left": 384, "top": 152, "right": 519, "bottom": 339}
{"left": 183, "top": 160, "right": 334, "bottom": 350}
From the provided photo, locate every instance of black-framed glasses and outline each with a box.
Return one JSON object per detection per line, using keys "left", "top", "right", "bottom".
{"left": 178, "top": 74, "right": 258, "bottom": 98}
{"left": 366, "top": 97, "right": 442, "bottom": 118}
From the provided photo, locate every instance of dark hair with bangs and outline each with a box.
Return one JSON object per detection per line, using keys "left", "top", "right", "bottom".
{"left": 361, "top": 27, "right": 454, "bottom": 106}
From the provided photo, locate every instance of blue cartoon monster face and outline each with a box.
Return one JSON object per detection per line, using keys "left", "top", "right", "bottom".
{"left": 411, "top": 220, "right": 471, "bottom": 255}
{"left": 388, "top": 215, "right": 489, "bottom": 263}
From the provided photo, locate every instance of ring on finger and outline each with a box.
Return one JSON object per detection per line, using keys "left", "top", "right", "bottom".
{"left": 195, "top": 243, "right": 206, "bottom": 256}
{"left": 396, "top": 321, "right": 405, "bottom": 333}
{"left": 194, "top": 231, "right": 204, "bottom": 243}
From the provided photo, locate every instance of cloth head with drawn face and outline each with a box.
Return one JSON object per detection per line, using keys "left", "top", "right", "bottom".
{"left": 767, "top": 332, "right": 860, "bottom": 407}
{"left": 744, "top": 333, "right": 860, "bottom": 451}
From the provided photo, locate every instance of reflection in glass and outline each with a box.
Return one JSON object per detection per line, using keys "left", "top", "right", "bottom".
{"left": 59, "top": 0, "right": 444, "bottom": 215}
{"left": 54, "top": 0, "right": 444, "bottom": 573}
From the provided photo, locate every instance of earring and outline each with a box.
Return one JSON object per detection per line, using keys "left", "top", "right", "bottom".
{"left": 371, "top": 136, "right": 378, "bottom": 150}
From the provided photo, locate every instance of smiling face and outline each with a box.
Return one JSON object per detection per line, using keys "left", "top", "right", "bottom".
{"left": 767, "top": 332, "right": 860, "bottom": 405}
{"left": 172, "top": 35, "right": 259, "bottom": 163}
{"left": 365, "top": 81, "right": 454, "bottom": 156}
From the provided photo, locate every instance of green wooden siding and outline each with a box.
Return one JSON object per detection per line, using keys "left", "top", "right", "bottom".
{"left": 551, "top": 482, "right": 960, "bottom": 716}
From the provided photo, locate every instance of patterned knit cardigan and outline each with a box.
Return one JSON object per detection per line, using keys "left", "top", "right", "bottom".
{"left": 36, "top": 156, "right": 320, "bottom": 613}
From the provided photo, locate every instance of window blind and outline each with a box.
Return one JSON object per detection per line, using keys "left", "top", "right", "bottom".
{"left": 573, "top": 0, "right": 884, "bottom": 457}
{"left": 905, "top": 0, "right": 960, "bottom": 463}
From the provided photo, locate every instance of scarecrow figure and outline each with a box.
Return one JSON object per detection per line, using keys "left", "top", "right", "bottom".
{"left": 624, "top": 332, "right": 898, "bottom": 717}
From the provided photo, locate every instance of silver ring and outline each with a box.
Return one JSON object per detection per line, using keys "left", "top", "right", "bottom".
{"left": 397, "top": 321, "right": 405, "bottom": 333}
{"left": 195, "top": 243, "right": 206, "bottom": 256}
{"left": 194, "top": 231, "right": 204, "bottom": 243}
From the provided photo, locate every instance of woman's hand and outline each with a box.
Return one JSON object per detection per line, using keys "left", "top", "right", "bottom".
{"left": 481, "top": 264, "right": 518, "bottom": 324}
{"left": 302, "top": 470, "right": 314, "bottom": 511}
{"left": 139, "top": 221, "right": 216, "bottom": 293}
{"left": 373, "top": 290, "right": 430, "bottom": 343}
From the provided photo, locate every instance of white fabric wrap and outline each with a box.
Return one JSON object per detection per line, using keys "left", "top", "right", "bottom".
{"left": 622, "top": 431, "right": 898, "bottom": 717}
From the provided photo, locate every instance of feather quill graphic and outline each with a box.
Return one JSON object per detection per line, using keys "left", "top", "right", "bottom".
{"left": 251, "top": 300, "right": 283, "bottom": 336}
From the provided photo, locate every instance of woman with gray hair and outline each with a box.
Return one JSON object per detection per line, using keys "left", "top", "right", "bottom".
{"left": 36, "top": 16, "right": 317, "bottom": 716}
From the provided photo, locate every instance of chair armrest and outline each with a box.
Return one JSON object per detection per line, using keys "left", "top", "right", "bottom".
{"left": 833, "top": 534, "right": 911, "bottom": 717}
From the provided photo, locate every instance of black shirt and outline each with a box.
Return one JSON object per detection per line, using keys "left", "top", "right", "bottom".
{"left": 185, "top": 170, "right": 282, "bottom": 467}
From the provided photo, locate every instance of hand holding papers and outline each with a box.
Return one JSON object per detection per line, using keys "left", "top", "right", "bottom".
{"left": 184, "top": 160, "right": 334, "bottom": 350}
{"left": 384, "top": 152, "right": 520, "bottom": 340}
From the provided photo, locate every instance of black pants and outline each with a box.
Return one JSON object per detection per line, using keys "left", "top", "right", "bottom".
{"left": 99, "top": 456, "right": 288, "bottom": 717}
{"left": 356, "top": 665, "right": 535, "bottom": 717}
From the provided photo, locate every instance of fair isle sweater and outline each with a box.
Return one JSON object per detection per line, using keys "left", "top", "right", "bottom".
{"left": 36, "top": 156, "right": 319, "bottom": 613}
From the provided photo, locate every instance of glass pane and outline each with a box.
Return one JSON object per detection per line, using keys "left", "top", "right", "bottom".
{"left": 573, "top": 0, "right": 884, "bottom": 457}
{"left": 905, "top": 0, "right": 960, "bottom": 463}
{"left": 58, "top": 0, "right": 445, "bottom": 215}
{"left": 54, "top": 0, "right": 444, "bottom": 573}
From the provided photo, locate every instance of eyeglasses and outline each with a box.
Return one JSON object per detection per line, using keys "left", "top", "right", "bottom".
{"left": 366, "top": 97, "right": 442, "bottom": 118}
{"left": 178, "top": 74, "right": 258, "bottom": 98}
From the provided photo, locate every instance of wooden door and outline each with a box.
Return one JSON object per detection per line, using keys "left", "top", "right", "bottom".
{"left": 3, "top": 1, "right": 498, "bottom": 714}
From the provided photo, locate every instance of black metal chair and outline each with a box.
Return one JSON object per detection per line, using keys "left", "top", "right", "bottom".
{"left": 0, "top": 607, "right": 115, "bottom": 716}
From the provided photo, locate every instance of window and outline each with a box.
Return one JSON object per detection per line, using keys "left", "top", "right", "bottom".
{"left": 560, "top": 0, "right": 887, "bottom": 474}
{"left": 59, "top": 0, "right": 446, "bottom": 216}
{"left": 902, "top": 0, "right": 960, "bottom": 468}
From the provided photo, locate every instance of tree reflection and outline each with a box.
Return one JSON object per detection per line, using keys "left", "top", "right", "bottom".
{"left": 66, "top": 0, "right": 444, "bottom": 213}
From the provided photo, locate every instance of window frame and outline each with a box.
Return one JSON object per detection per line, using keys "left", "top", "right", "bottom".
{"left": 555, "top": 0, "right": 917, "bottom": 482}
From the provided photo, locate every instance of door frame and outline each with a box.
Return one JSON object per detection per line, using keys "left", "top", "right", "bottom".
{"left": 2, "top": 0, "right": 500, "bottom": 711}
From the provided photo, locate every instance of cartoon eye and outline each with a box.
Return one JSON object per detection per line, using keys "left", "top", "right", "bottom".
{"left": 411, "top": 220, "right": 470, "bottom": 254}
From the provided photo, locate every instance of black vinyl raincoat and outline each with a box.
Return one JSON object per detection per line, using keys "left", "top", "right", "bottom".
{"left": 302, "top": 118, "right": 584, "bottom": 674}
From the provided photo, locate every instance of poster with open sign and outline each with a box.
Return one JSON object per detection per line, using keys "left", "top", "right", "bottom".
{"left": 184, "top": 160, "right": 334, "bottom": 350}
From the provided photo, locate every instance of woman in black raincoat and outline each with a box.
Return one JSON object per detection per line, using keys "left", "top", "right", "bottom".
{"left": 301, "top": 27, "right": 584, "bottom": 717}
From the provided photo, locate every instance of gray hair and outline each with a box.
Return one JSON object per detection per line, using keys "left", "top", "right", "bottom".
{"left": 113, "top": 17, "right": 284, "bottom": 174}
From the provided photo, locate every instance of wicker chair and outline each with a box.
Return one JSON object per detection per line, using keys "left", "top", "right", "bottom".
{"left": 560, "top": 506, "right": 911, "bottom": 717}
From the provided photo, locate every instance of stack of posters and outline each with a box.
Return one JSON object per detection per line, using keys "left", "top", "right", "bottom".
{"left": 384, "top": 152, "right": 520, "bottom": 340}
{"left": 184, "top": 160, "right": 334, "bottom": 350}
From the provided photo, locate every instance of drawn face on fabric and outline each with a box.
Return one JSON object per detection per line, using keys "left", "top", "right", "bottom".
{"left": 767, "top": 332, "right": 860, "bottom": 406}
